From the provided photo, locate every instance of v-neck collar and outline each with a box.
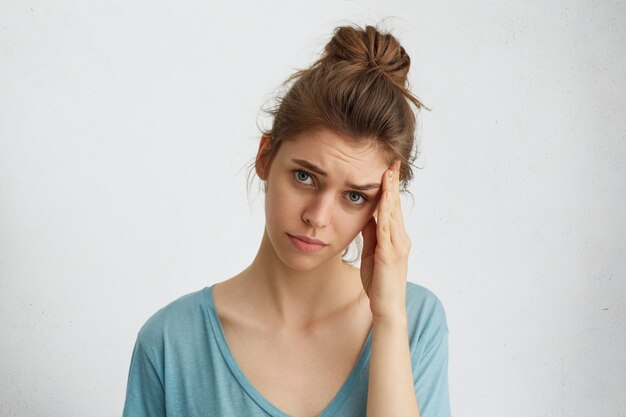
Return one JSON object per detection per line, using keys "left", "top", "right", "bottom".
{"left": 203, "top": 284, "right": 373, "bottom": 417}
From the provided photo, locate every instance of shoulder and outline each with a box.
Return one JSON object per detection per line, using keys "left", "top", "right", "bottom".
{"left": 405, "top": 281, "right": 449, "bottom": 341}
{"left": 406, "top": 281, "right": 447, "bottom": 319}
{"left": 405, "top": 281, "right": 444, "bottom": 306}
{"left": 135, "top": 288, "right": 208, "bottom": 348}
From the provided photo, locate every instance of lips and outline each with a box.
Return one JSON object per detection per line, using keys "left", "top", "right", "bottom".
{"left": 287, "top": 234, "right": 328, "bottom": 253}
{"left": 288, "top": 234, "right": 327, "bottom": 245}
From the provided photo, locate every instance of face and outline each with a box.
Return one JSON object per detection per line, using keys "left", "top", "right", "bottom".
{"left": 257, "top": 127, "right": 391, "bottom": 271}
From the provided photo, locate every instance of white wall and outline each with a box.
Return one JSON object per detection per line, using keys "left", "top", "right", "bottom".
{"left": 1, "top": 1, "right": 624, "bottom": 416}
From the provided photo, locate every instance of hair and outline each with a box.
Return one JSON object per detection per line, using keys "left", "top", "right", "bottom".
{"left": 245, "top": 23, "right": 429, "bottom": 266}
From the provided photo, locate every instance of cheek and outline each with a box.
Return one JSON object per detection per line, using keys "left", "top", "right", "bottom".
{"left": 353, "top": 203, "right": 379, "bottom": 232}
{"left": 265, "top": 180, "right": 298, "bottom": 220}
{"left": 338, "top": 210, "right": 373, "bottom": 237}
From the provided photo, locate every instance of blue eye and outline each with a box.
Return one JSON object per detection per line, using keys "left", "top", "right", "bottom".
{"left": 344, "top": 191, "right": 369, "bottom": 206}
{"left": 347, "top": 192, "right": 367, "bottom": 205}
{"left": 293, "top": 169, "right": 314, "bottom": 185}
{"left": 291, "top": 169, "right": 369, "bottom": 207}
{"left": 348, "top": 191, "right": 367, "bottom": 206}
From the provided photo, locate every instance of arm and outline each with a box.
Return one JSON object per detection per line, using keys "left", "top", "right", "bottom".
{"left": 361, "top": 161, "right": 421, "bottom": 416}
{"left": 362, "top": 162, "right": 451, "bottom": 416}
{"left": 367, "top": 310, "right": 421, "bottom": 417}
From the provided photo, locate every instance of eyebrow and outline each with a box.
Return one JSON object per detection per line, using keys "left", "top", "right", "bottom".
{"left": 291, "top": 159, "right": 381, "bottom": 191}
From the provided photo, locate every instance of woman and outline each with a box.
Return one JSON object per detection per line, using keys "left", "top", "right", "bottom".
{"left": 122, "top": 24, "right": 451, "bottom": 417}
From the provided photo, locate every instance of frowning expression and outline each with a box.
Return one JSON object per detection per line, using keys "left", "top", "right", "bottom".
{"left": 259, "top": 127, "right": 391, "bottom": 269}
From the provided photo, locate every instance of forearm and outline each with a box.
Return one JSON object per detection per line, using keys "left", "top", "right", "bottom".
{"left": 366, "top": 311, "right": 420, "bottom": 417}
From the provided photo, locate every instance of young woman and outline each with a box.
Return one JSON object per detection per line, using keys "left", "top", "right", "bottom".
{"left": 122, "top": 24, "right": 451, "bottom": 417}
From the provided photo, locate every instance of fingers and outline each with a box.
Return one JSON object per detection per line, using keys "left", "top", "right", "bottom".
{"left": 389, "top": 160, "right": 400, "bottom": 216}
{"left": 391, "top": 160, "right": 404, "bottom": 228}
{"left": 376, "top": 164, "right": 393, "bottom": 246}
{"left": 388, "top": 160, "right": 407, "bottom": 248}
{"left": 377, "top": 159, "right": 409, "bottom": 249}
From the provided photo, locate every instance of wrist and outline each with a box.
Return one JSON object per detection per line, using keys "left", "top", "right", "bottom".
{"left": 372, "top": 308, "right": 408, "bottom": 328}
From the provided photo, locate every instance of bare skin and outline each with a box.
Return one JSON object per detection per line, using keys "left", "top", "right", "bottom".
{"left": 212, "top": 264, "right": 373, "bottom": 417}
{"left": 210, "top": 127, "right": 391, "bottom": 417}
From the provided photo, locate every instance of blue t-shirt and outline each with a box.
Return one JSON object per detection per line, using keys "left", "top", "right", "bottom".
{"left": 122, "top": 281, "right": 451, "bottom": 417}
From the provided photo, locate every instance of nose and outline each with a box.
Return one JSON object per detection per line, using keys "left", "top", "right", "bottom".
{"left": 302, "top": 194, "right": 333, "bottom": 229}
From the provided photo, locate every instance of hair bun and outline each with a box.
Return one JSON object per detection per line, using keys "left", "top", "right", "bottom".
{"left": 323, "top": 25, "right": 410, "bottom": 86}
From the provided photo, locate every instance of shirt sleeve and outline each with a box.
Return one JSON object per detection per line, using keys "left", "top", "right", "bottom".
{"left": 412, "top": 298, "right": 452, "bottom": 417}
{"left": 122, "top": 336, "right": 166, "bottom": 417}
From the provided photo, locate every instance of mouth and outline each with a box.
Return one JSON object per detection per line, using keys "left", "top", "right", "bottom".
{"left": 288, "top": 234, "right": 327, "bottom": 245}
{"left": 286, "top": 234, "right": 327, "bottom": 252}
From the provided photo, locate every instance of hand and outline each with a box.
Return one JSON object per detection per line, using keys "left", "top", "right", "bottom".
{"left": 359, "top": 160, "right": 411, "bottom": 321}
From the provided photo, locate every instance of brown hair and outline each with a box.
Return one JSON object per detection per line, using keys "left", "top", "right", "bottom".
{"left": 246, "top": 23, "right": 429, "bottom": 265}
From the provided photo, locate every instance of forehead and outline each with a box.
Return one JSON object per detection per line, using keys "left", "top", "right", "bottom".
{"left": 278, "top": 128, "right": 390, "bottom": 171}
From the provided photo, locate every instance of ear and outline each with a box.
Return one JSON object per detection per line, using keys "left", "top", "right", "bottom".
{"left": 255, "top": 133, "right": 272, "bottom": 180}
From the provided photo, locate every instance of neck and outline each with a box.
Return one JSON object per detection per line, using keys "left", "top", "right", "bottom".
{"left": 237, "top": 229, "right": 365, "bottom": 331}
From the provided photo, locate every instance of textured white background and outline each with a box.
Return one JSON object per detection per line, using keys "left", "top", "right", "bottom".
{"left": 1, "top": 1, "right": 624, "bottom": 416}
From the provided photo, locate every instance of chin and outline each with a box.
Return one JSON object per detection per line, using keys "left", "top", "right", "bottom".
{"left": 281, "top": 247, "right": 329, "bottom": 270}
{"left": 278, "top": 243, "right": 339, "bottom": 272}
